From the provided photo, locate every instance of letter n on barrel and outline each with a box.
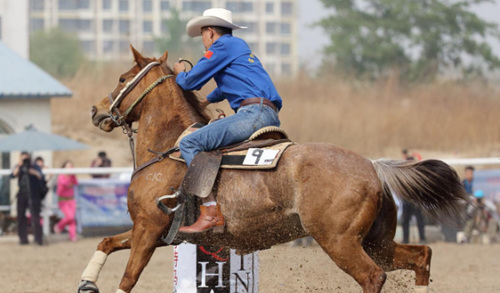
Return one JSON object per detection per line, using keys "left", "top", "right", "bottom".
{"left": 173, "top": 244, "right": 259, "bottom": 293}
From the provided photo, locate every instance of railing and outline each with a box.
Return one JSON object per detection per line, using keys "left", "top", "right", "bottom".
{"left": 0, "top": 167, "right": 133, "bottom": 235}
{"left": 1, "top": 157, "right": 499, "bottom": 235}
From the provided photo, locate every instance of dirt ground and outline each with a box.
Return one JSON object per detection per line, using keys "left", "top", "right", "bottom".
{"left": 0, "top": 236, "right": 499, "bottom": 293}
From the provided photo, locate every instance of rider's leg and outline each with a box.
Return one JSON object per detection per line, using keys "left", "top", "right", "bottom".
{"left": 175, "top": 104, "right": 279, "bottom": 233}
{"left": 179, "top": 193, "right": 225, "bottom": 234}
{"left": 179, "top": 103, "right": 280, "bottom": 166}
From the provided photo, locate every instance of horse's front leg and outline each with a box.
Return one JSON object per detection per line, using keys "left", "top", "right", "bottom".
{"left": 116, "top": 218, "right": 166, "bottom": 293}
{"left": 78, "top": 230, "right": 133, "bottom": 293}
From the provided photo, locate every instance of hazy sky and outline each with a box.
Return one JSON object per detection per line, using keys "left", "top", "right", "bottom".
{"left": 298, "top": 0, "right": 500, "bottom": 69}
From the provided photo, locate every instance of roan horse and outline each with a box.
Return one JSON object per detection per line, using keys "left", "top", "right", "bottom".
{"left": 82, "top": 46, "right": 468, "bottom": 293}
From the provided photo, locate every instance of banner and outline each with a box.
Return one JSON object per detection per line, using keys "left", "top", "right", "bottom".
{"left": 475, "top": 169, "right": 500, "bottom": 202}
{"left": 173, "top": 243, "right": 259, "bottom": 293}
{"left": 75, "top": 179, "right": 132, "bottom": 233}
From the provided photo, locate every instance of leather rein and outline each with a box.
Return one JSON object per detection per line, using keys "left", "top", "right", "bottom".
{"left": 107, "top": 61, "right": 174, "bottom": 170}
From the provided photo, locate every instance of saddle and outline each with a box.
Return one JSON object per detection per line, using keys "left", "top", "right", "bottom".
{"left": 155, "top": 123, "right": 293, "bottom": 244}
{"left": 169, "top": 123, "right": 293, "bottom": 198}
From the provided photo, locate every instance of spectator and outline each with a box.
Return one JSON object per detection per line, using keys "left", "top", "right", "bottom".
{"left": 10, "top": 152, "right": 44, "bottom": 246}
{"left": 54, "top": 160, "right": 78, "bottom": 242}
{"left": 90, "top": 151, "right": 112, "bottom": 178}
{"left": 34, "top": 156, "right": 50, "bottom": 200}
{"left": 462, "top": 166, "right": 474, "bottom": 194}
{"left": 401, "top": 149, "right": 414, "bottom": 161}
{"left": 400, "top": 149, "right": 427, "bottom": 244}
{"left": 462, "top": 190, "right": 488, "bottom": 243}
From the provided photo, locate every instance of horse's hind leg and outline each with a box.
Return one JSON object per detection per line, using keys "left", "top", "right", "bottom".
{"left": 78, "top": 230, "right": 133, "bottom": 293}
{"left": 300, "top": 197, "right": 387, "bottom": 292}
{"left": 365, "top": 240, "right": 432, "bottom": 293}
{"left": 363, "top": 197, "right": 432, "bottom": 292}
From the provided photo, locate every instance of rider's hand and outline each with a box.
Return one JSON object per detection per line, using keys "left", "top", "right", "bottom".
{"left": 173, "top": 62, "right": 186, "bottom": 74}
{"left": 199, "top": 97, "right": 210, "bottom": 107}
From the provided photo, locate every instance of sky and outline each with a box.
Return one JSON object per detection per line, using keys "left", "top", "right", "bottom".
{"left": 298, "top": 0, "right": 500, "bottom": 70}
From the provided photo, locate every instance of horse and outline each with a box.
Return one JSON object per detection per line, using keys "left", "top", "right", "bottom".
{"left": 82, "top": 46, "right": 468, "bottom": 293}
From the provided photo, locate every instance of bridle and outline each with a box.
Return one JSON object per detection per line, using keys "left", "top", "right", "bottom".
{"left": 106, "top": 61, "right": 174, "bottom": 169}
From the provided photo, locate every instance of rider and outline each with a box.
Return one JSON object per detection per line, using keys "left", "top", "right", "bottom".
{"left": 172, "top": 8, "right": 282, "bottom": 233}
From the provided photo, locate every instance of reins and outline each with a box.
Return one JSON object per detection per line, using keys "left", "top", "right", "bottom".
{"left": 107, "top": 61, "right": 174, "bottom": 170}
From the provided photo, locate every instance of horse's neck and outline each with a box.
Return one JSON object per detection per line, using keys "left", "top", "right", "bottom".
{"left": 134, "top": 81, "right": 204, "bottom": 165}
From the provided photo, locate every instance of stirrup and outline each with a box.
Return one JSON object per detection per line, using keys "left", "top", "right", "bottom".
{"left": 156, "top": 190, "right": 182, "bottom": 215}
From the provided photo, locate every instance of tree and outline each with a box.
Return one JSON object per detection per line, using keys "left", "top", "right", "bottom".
{"left": 30, "top": 28, "right": 85, "bottom": 78}
{"left": 155, "top": 9, "right": 198, "bottom": 60}
{"left": 318, "top": 0, "right": 500, "bottom": 81}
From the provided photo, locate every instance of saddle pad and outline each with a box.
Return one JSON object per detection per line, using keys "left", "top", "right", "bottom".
{"left": 169, "top": 123, "right": 293, "bottom": 169}
{"left": 169, "top": 142, "right": 293, "bottom": 170}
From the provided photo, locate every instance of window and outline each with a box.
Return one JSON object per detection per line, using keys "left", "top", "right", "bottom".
{"left": 281, "top": 2, "right": 293, "bottom": 16}
{"left": 161, "top": 21, "right": 168, "bottom": 33}
{"left": 266, "top": 2, "right": 273, "bottom": 14}
{"left": 103, "top": 19, "right": 113, "bottom": 33}
{"left": 103, "top": 40, "right": 114, "bottom": 52}
{"left": 281, "top": 63, "right": 291, "bottom": 75}
{"left": 160, "top": 0, "right": 170, "bottom": 11}
{"left": 143, "top": 41, "right": 155, "bottom": 54}
{"left": 119, "top": 0, "right": 129, "bottom": 12}
{"left": 119, "top": 20, "right": 130, "bottom": 34}
{"left": 119, "top": 40, "right": 130, "bottom": 53}
{"left": 247, "top": 42, "right": 257, "bottom": 53}
{"left": 80, "top": 19, "right": 91, "bottom": 31}
{"left": 266, "top": 42, "right": 276, "bottom": 54}
{"left": 59, "top": 0, "right": 76, "bottom": 10}
{"left": 237, "top": 21, "right": 257, "bottom": 34}
{"left": 280, "top": 23, "right": 291, "bottom": 35}
{"left": 266, "top": 22, "right": 276, "bottom": 34}
{"left": 31, "top": 0, "right": 45, "bottom": 11}
{"left": 182, "top": 1, "right": 211, "bottom": 12}
{"left": 77, "top": 0, "right": 89, "bottom": 9}
{"left": 266, "top": 63, "right": 275, "bottom": 75}
{"left": 143, "top": 21, "right": 153, "bottom": 33}
{"left": 280, "top": 43, "right": 290, "bottom": 55}
{"left": 226, "top": 1, "right": 253, "bottom": 13}
{"left": 80, "top": 40, "right": 94, "bottom": 53}
{"left": 30, "top": 18, "right": 45, "bottom": 32}
{"left": 143, "top": 0, "right": 153, "bottom": 12}
{"left": 102, "top": 0, "right": 112, "bottom": 10}
{"left": 60, "top": 19, "right": 91, "bottom": 32}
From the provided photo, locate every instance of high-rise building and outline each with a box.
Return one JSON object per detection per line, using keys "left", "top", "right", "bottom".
{"left": 29, "top": 0, "right": 298, "bottom": 76}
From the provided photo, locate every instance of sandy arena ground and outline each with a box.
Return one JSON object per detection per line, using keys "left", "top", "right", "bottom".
{"left": 0, "top": 235, "right": 499, "bottom": 293}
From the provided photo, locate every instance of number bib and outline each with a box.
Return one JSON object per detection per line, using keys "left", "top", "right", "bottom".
{"left": 243, "top": 148, "right": 280, "bottom": 166}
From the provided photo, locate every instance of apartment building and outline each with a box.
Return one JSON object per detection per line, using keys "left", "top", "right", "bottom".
{"left": 29, "top": 0, "right": 298, "bottom": 76}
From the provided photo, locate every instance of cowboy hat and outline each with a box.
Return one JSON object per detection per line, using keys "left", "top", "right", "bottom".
{"left": 186, "top": 8, "right": 246, "bottom": 38}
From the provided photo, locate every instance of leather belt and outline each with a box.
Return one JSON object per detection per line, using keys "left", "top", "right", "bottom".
{"left": 239, "top": 97, "right": 278, "bottom": 112}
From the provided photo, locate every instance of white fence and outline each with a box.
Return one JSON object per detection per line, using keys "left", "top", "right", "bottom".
{"left": 0, "top": 157, "right": 499, "bottom": 234}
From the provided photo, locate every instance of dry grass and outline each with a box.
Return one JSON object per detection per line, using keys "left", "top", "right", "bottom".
{"left": 51, "top": 63, "right": 500, "bottom": 168}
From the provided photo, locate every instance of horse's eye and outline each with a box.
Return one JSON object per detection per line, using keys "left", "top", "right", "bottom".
{"left": 119, "top": 77, "right": 126, "bottom": 83}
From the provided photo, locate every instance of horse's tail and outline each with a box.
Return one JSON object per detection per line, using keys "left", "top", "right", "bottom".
{"left": 372, "top": 159, "right": 469, "bottom": 225}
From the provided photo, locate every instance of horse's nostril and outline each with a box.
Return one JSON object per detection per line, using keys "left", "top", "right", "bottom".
{"left": 90, "top": 106, "right": 97, "bottom": 117}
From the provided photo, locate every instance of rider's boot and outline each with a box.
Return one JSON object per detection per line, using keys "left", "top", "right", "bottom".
{"left": 178, "top": 204, "right": 225, "bottom": 234}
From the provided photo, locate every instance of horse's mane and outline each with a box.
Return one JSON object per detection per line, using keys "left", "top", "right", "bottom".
{"left": 160, "top": 61, "right": 212, "bottom": 124}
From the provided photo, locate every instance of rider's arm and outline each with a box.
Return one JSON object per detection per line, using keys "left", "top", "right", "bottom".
{"left": 206, "top": 88, "right": 225, "bottom": 103}
{"left": 175, "top": 40, "right": 234, "bottom": 91}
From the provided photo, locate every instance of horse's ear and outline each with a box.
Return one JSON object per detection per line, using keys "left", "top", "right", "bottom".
{"left": 158, "top": 50, "right": 169, "bottom": 64}
{"left": 130, "top": 45, "right": 147, "bottom": 67}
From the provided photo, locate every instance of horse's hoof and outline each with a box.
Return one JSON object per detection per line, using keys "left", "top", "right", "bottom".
{"left": 77, "top": 280, "right": 99, "bottom": 293}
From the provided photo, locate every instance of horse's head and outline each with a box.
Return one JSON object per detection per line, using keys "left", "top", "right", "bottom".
{"left": 91, "top": 45, "right": 172, "bottom": 132}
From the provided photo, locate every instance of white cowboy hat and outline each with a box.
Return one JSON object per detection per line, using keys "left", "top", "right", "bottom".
{"left": 186, "top": 8, "right": 246, "bottom": 38}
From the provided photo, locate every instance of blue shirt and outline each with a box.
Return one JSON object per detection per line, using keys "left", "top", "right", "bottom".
{"left": 176, "top": 35, "right": 282, "bottom": 112}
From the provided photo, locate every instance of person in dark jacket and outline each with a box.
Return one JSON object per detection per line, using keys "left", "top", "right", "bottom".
{"left": 10, "top": 152, "right": 44, "bottom": 245}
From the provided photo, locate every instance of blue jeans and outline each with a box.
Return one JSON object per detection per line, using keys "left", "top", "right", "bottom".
{"left": 179, "top": 102, "right": 280, "bottom": 166}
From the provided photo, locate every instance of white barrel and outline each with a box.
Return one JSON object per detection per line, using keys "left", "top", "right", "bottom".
{"left": 173, "top": 243, "right": 259, "bottom": 293}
